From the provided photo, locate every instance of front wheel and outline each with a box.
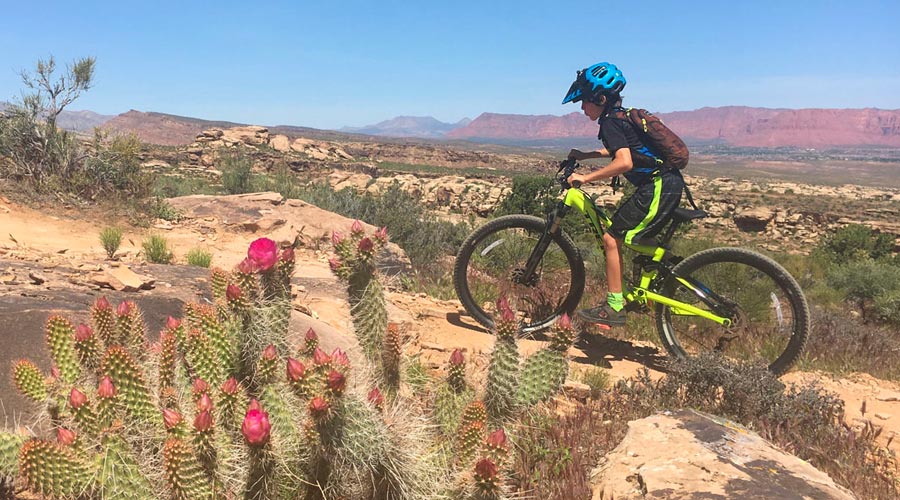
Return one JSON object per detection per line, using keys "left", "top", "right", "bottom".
{"left": 655, "top": 247, "right": 810, "bottom": 376}
{"left": 453, "top": 215, "right": 585, "bottom": 333}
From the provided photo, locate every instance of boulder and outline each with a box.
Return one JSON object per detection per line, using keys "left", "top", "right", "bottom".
{"left": 221, "top": 126, "right": 269, "bottom": 146}
{"left": 734, "top": 207, "right": 775, "bottom": 232}
{"left": 591, "top": 410, "right": 855, "bottom": 500}
{"left": 92, "top": 266, "right": 156, "bottom": 292}
{"left": 269, "top": 134, "right": 291, "bottom": 152}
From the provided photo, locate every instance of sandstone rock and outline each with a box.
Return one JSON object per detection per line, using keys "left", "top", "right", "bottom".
{"left": 221, "top": 126, "right": 269, "bottom": 146}
{"left": 92, "top": 266, "right": 156, "bottom": 292}
{"left": 592, "top": 410, "right": 854, "bottom": 500}
{"left": 562, "top": 380, "right": 591, "bottom": 401}
{"left": 28, "top": 271, "right": 47, "bottom": 285}
{"left": 734, "top": 207, "right": 775, "bottom": 232}
{"left": 269, "top": 134, "right": 291, "bottom": 152}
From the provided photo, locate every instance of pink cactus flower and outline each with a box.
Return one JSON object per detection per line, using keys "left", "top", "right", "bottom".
{"left": 95, "top": 296, "right": 111, "bottom": 311}
{"left": 305, "top": 328, "right": 318, "bottom": 343}
{"left": 221, "top": 377, "right": 239, "bottom": 395}
{"left": 56, "top": 428, "right": 77, "bottom": 446}
{"left": 312, "top": 348, "right": 331, "bottom": 366}
{"left": 357, "top": 237, "right": 374, "bottom": 253}
{"left": 237, "top": 257, "right": 258, "bottom": 275}
{"left": 485, "top": 428, "right": 508, "bottom": 450}
{"left": 69, "top": 388, "right": 87, "bottom": 409}
{"left": 350, "top": 220, "right": 364, "bottom": 235}
{"left": 74, "top": 324, "right": 93, "bottom": 341}
{"left": 166, "top": 316, "right": 182, "bottom": 330}
{"left": 557, "top": 313, "right": 573, "bottom": 330}
{"left": 475, "top": 458, "right": 499, "bottom": 480}
{"left": 328, "top": 257, "right": 342, "bottom": 272}
{"left": 374, "top": 226, "right": 388, "bottom": 242}
{"left": 192, "top": 378, "right": 210, "bottom": 396}
{"left": 280, "top": 247, "right": 295, "bottom": 263}
{"left": 241, "top": 406, "right": 271, "bottom": 446}
{"left": 331, "top": 348, "right": 350, "bottom": 368}
{"left": 450, "top": 349, "right": 465, "bottom": 366}
{"left": 327, "top": 370, "right": 346, "bottom": 394}
{"left": 163, "top": 409, "right": 183, "bottom": 430}
{"left": 309, "top": 396, "right": 330, "bottom": 419}
{"left": 286, "top": 358, "right": 306, "bottom": 382}
{"left": 331, "top": 231, "right": 344, "bottom": 246}
{"left": 248, "top": 238, "right": 278, "bottom": 272}
{"left": 262, "top": 344, "right": 278, "bottom": 361}
{"left": 98, "top": 376, "right": 117, "bottom": 398}
{"left": 226, "top": 284, "right": 242, "bottom": 301}
{"left": 367, "top": 387, "right": 384, "bottom": 407}
{"left": 116, "top": 301, "right": 132, "bottom": 316}
{"left": 194, "top": 410, "right": 213, "bottom": 432}
{"left": 197, "top": 393, "right": 213, "bottom": 413}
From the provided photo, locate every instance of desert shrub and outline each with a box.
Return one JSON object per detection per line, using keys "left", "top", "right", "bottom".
{"left": 98, "top": 227, "right": 123, "bottom": 259}
{"left": 874, "top": 290, "right": 900, "bottom": 325}
{"left": 142, "top": 234, "right": 173, "bottom": 264}
{"left": 147, "top": 196, "right": 183, "bottom": 222}
{"left": 800, "top": 308, "right": 900, "bottom": 380}
{"left": 79, "top": 131, "right": 153, "bottom": 199}
{"left": 185, "top": 248, "right": 213, "bottom": 268}
{"left": 220, "top": 152, "right": 254, "bottom": 194}
{"left": 261, "top": 162, "right": 303, "bottom": 199}
{"left": 154, "top": 173, "right": 219, "bottom": 197}
{"left": 818, "top": 224, "right": 895, "bottom": 263}
{"left": 826, "top": 259, "right": 900, "bottom": 321}
{"left": 576, "top": 365, "right": 610, "bottom": 398}
{"left": 494, "top": 174, "right": 556, "bottom": 217}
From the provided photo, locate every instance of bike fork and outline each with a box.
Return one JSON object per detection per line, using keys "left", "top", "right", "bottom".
{"left": 518, "top": 207, "right": 567, "bottom": 285}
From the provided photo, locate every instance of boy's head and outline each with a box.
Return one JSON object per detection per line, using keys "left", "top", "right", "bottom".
{"left": 562, "top": 62, "right": 626, "bottom": 108}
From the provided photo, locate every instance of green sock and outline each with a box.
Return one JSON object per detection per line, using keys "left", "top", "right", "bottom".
{"left": 607, "top": 292, "right": 624, "bottom": 312}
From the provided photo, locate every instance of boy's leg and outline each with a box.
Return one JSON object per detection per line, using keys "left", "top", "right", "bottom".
{"left": 578, "top": 232, "right": 628, "bottom": 327}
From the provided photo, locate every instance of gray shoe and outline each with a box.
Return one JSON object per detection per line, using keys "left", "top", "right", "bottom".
{"left": 577, "top": 303, "right": 626, "bottom": 327}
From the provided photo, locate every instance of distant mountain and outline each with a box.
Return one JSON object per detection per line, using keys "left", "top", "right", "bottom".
{"left": 448, "top": 107, "right": 900, "bottom": 148}
{"left": 341, "top": 116, "right": 470, "bottom": 138}
{"left": 0, "top": 102, "right": 113, "bottom": 133}
{"left": 101, "top": 110, "right": 245, "bottom": 146}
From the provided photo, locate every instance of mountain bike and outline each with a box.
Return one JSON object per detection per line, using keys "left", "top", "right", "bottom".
{"left": 453, "top": 159, "right": 810, "bottom": 375}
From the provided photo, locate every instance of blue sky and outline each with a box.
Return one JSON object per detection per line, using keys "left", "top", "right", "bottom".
{"left": 1, "top": 0, "right": 898, "bottom": 129}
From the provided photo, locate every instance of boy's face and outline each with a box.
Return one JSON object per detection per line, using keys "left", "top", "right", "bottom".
{"left": 581, "top": 99, "right": 604, "bottom": 121}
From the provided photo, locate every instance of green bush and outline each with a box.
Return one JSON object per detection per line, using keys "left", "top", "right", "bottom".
{"left": 220, "top": 152, "right": 254, "bottom": 194}
{"left": 493, "top": 174, "right": 557, "bottom": 217}
{"left": 98, "top": 227, "right": 123, "bottom": 259}
{"left": 826, "top": 259, "right": 900, "bottom": 320}
{"left": 185, "top": 248, "right": 213, "bottom": 268}
{"left": 818, "top": 224, "right": 895, "bottom": 262}
{"left": 148, "top": 196, "right": 183, "bottom": 222}
{"left": 142, "top": 234, "right": 173, "bottom": 264}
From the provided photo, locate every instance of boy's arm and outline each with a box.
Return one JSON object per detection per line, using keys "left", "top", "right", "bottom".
{"left": 568, "top": 148, "right": 609, "bottom": 160}
{"left": 567, "top": 148, "right": 633, "bottom": 185}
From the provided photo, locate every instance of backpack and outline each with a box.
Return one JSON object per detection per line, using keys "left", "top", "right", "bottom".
{"left": 613, "top": 107, "right": 689, "bottom": 169}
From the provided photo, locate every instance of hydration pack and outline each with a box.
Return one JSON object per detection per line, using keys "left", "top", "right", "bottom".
{"left": 613, "top": 107, "right": 689, "bottom": 170}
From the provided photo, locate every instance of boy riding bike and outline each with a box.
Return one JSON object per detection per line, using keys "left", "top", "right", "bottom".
{"left": 562, "top": 62, "right": 686, "bottom": 328}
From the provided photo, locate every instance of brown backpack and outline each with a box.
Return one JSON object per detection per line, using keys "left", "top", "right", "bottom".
{"left": 613, "top": 107, "right": 689, "bottom": 169}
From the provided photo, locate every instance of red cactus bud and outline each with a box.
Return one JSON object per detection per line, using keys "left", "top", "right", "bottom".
{"left": 226, "top": 284, "right": 242, "bottom": 301}
{"left": 357, "top": 237, "right": 374, "bottom": 253}
{"left": 194, "top": 410, "right": 213, "bottom": 432}
{"left": 331, "top": 231, "right": 344, "bottom": 246}
{"left": 248, "top": 398, "right": 262, "bottom": 412}
{"left": 327, "top": 370, "right": 346, "bottom": 393}
{"left": 221, "top": 377, "right": 239, "bottom": 395}
{"left": 248, "top": 238, "right": 278, "bottom": 272}
{"left": 305, "top": 328, "right": 318, "bottom": 343}
{"left": 313, "top": 348, "right": 331, "bottom": 366}
{"left": 328, "top": 257, "right": 342, "bottom": 271}
{"left": 350, "top": 220, "right": 364, "bottom": 234}
{"left": 74, "top": 323, "right": 93, "bottom": 341}
{"left": 450, "top": 349, "right": 465, "bottom": 366}
{"left": 95, "top": 296, "right": 111, "bottom": 310}
{"left": 166, "top": 316, "right": 181, "bottom": 330}
{"left": 197, "top": 393, "right": 213, "bottom": 413}
{"left": 192, "top": 378, "right": 209, "bottom": 395}
{"left": 50, "top": 365, "right": 60, "bottom": 380}
{"left": 367, "top": 387, "right": 384, "bottom": 407}
{"left": 280, "top": 247, "right": 295, "bottom": 262}
{"left": 485, "top": 428, "right": 508, "bottom": 449}
{"left": 557, "top": 312, "right": 572, "bottom": 330}
{"left": 69, "top": 388, "right": 87, "bottom": 409}
{"left": 237, "top": 257, "right": 257, "bottom": 274}
{"left": 98, "top": 376, "right": 117, "bottom": 398}
{"left": 309, "top": 396, "right": 330, "bottom": 419}
{"left": 286, "top": 358, "right": 306, "bottom": 381}
{"left": 500, "top": 303, "right": 515, "bottom": 323}
{"left": 116, "top": 301, "right": 132, "bottom": 316}
{"left": 241, "top": 407, "right": 271, "bottom": 446}
{"left": 475, "top": 458, "right": 499, "bottom": 480}
{"left": 163, "top": 409, "right": 183, "bottom": 429}
{"left": 496, "top": 296, "right": 511, "bottom": 315}
{"left": 331, "top": 348, "right": 350, "bottom": 368}
{"left": 262, "top": 344, "right": 278, "bottom": 361}
{"left": 57, "top": 428, "right": 77, "bottom": 446}
{"left": 374, "top": 226, "right": 388, "bottom": 242}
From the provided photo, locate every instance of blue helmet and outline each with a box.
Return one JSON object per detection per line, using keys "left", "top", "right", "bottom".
{"left": 562, "top": 62, "right": 626, "bottom": 104}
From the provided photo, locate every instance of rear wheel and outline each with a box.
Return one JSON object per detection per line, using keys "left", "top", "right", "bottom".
{"left": 453, "top": 215, "right": 585, "bottom": 333}
{"left": 654, "top": 247, "right": 810, "bottom": 375}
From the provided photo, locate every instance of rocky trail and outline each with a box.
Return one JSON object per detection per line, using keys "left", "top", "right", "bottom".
{"left": 1, "top": 192, "right": 898, "bottom": 462}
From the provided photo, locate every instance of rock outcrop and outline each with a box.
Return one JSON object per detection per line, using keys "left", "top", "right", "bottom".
{"left": 592, "top": 410, "right": 856, "bottom": 500}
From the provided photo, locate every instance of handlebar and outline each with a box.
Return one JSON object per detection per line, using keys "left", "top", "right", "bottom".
{"left": 556, "top": 158, "right": 581, "bottom": 189}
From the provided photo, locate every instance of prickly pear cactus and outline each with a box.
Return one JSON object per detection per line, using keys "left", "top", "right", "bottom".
{"left": 485, "top": 299, "right": 521, "bottom": 420}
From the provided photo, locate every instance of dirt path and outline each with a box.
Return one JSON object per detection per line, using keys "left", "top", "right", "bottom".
{"left": 1, "top": 195, "right": 898, "bottom": 455}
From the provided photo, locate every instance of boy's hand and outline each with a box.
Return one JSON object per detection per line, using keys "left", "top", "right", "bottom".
{"left": 567, "top": 173, "right": 586, "bottom": 187}
{"left": 568, "top": 149, "right": 587, "bottom": 160}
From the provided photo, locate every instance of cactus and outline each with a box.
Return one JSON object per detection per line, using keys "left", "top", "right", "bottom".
{"left": 101, "top": 347, "right": 156, "bottom": 422}
{"left": 0, "top": 431, "right": 25, "bottom": 481}
{"left": 485, "top": 299, "right": 522, "bottom": 420}
{"left": 74, "top": 323, "right": 102, "bottom": 372}
{"left": 209, "top": 267, "right": 230, "bottom": 301}
{"left": 184, "top": 328, "right": 224, "bottom": 388}
{"left": 115, "top": 300, "right": 148, "bottom": 356}
{"left": 163, "top": 437, "right": 214, "bottom": 500}
{"left": 382, "top": 322, "right": 402, "bottom": 392}
{"left": 19, "top": 439, "right": 91, "bottom": 498}
{"left": 472, "top": 458, "right": 502, "bottom": 500}
{"left": 12, "top": 359, "right": 47, "bottom": 402}
{"left": 448, "top": 348, "right": 468, "bottom": 393}
{"left": 189, "top": 303, "right": 237, "bottom": 376}
{"left": 158, "top": 330, "right": 179, "bottom": 391}
{"left": 516, "top": 315, "right": 573, "bottom": 407}
{"left": 91, "top": 296, "right": 116, "bottom": 346}
{"left": 302, "top": 327, "right": 319, "bottom": 356}
{"left": 435, "top": 350, "right": 475, "bottom": 436}
{"left": 45, "top": 315, "right": 80, "bottom": 384}
{"left": 95, "top": 433, "right": 154, "bottom": 500}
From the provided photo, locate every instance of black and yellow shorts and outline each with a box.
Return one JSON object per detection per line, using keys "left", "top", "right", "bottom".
{"left": 608, "top": 170, "right": 684, "bottom": 245}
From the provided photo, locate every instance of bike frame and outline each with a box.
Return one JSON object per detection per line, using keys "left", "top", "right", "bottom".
{"left": 542, "top": 186, "right": 732, "bottom": 327}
